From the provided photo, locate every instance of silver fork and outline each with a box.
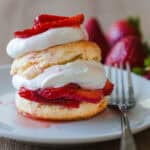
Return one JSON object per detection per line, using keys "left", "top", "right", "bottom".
{"left": 108, "top": 62, "right": 137, "bottom": 150}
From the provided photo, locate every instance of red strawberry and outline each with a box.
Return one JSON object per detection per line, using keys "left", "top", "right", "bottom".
{"left": 105, "top": 36, "right": 146, "bottom": 68}
{"left": 37, "top": 14, "right": 84, "bottom": 30}
{"left": 19, "top": 87, "right": 34, "bottom": 99}
{"left": 34, "top": 14, "right": 68, "bottom": 24}
{"left": 106, "top": 17, "right": 141, "bottom": 47}
{"left": 19, "top": 87, "right": 43, "bottom": 102}
{"left": 14, "top": 29, "right": 39, "bottom": 38}
{"left": 69, "top": 89, "right": 104, "bottom": 103}
{"left": 85, "top": 18, "right": 110, "bottom": 62}
{"left": 37, "top": 83, "right": 79, "bottom": 100}
{"left": 19, "top": 86, "right": 80, "bottom": 108}
{"left": 103, "top": 80, "right": 114, "bottom": 95}
{"left": 144, "top": 71, "right": 150, "bottom": 80}
{"left": 19, "top": 81, "right": 113, "bottom": 106}
{"left": 15, "top": 14, "right": 84, "bottom": 38}
{"left": 38, "top": 85, "right": 104, "bottom": 104}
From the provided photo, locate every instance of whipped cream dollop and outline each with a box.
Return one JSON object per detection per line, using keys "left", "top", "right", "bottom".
{"left": 7, "top": 27, "right": 88, "bottom": 58}
{"left": 12, "top": 60, "right": 107, "bottom": 90}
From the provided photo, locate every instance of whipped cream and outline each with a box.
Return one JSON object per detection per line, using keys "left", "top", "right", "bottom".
{"left": 12, "top": 60, "right": 107, "bottom": 90}
{"left": 7, "top": 27, "right": 88, "bottom": 58}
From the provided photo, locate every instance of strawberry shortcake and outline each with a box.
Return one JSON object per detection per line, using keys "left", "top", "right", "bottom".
{"left": 7, "top": 14, "right": 113, "bottom": 120}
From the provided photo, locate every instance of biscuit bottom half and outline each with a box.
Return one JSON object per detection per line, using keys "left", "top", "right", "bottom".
{"left": 16, "top": 94, "right": 108, "bottom": 121}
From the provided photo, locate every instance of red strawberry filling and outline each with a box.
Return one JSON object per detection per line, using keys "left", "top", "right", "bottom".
{"left": 18, "top": 80, "right": 113, "bottom": 108}
{"left": 14, "top": 14, "right": 84, "bottom": 38}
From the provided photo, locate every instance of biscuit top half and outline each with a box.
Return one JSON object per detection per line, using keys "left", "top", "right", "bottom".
{"left": 7, "top": 14, "right": 101, "bottom": 79}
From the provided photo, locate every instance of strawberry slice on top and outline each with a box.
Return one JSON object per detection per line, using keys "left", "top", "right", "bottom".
{"left": 34, "top": 14, "right": 68, "bottom": 24}
{"left": 14, "top": 14, "right": 84, "bottom": 38}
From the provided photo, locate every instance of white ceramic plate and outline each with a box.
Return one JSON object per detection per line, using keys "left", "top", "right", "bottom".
{"left": 0, "top": 65, "right": 150, "bottom": 145}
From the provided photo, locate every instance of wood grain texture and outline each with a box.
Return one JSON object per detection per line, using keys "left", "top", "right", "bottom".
{"left": 0, "top": 128, "right": 150, "bottom": 150}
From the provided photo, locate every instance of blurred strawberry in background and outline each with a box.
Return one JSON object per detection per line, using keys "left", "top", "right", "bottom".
{"left": 85, "top": 16, "right": 150, "bottom": 80}
{"left": 105, "top": 36, "right": 146, "bottom": 68}
{"left": 85, "top": 18, "right": 110, "bottom": 62}
{"left": 106, "top": 17, "right": 141, "bottom": 47}
{"left": 105, "top": 16, "right": 150, "bottom": 79}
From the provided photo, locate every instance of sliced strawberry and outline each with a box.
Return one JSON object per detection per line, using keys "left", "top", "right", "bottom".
{"left": 19, "top": 80, "right": 113, "bottom": 107}
{"left": 19, "top": 87, "right": 80, "bottom": 108}
{"left": 36, "top": 14, "right": 84, "bottom": 30}
{"left": 19, "top": 87, "right": 32, "bottom": 98}
{"left": 69, "top": 89, "right": 104, "bottom": 103}
{"left": 103, "top": 80, "right": 114, "bottom": 95}
{"left": 37, "top": 83, "right": 103, "bottom": 103}
{"left": 19, "top": 87, "right": 103, "bottom": 105}
{"left": 37, "top": 83, "right": 79, "bottom": 100}
{"left": 15, "top": 14, "right": 84, "bottom": 38}
{"left": 19, "top": 87, "right": 42, "bottom": 102}
{"left": 14, "top": 29, "right": 37, "bottom": 38}
{"left": 34, "top": 14, "right": 68, "bottom": 24}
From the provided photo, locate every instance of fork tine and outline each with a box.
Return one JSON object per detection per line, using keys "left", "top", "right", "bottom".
{"left": 107, "top": 65, "right": 111, "bottom": 80}
{"left": 126, "top": 62, "right": 135, "bottom": 106}
{"left": 107, "top": 65, "right": 113, "bottom": 104}
{"left": 120, "top": 63, "right": 126, "bottom": 105}
{"left": 114, "top": 64, "right": 119, "bottom": 104}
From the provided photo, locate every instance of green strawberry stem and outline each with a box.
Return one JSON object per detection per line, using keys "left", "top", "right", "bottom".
{"left": 132, "top": 67, "right": 144, "bottom": 75}
{"left": 127, "top": 16, "right": 141, "bottom": 37}
{"left": 142, "top": 42, "right": 150, "bottom": 74}
{"left": 144, "top": 56, "right": 150, "bottom": 67}
{"left": 143, "top": 42, "right": 150, "bottom": 55}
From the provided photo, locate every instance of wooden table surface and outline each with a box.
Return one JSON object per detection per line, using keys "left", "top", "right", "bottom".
{"left": 0, "top": 128, "right": 150, "bottom": 150}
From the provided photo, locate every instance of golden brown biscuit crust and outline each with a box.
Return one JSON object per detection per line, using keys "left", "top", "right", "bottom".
{"left": 16, "top": 94, "right": 107, "bottom": 121}
{"left": 11, "top": 40, "right": 101, "bottom": 79}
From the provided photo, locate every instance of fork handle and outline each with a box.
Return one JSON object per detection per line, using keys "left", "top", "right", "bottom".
{"left": 120, "top": 112, "right": 137, "bottom": 150}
